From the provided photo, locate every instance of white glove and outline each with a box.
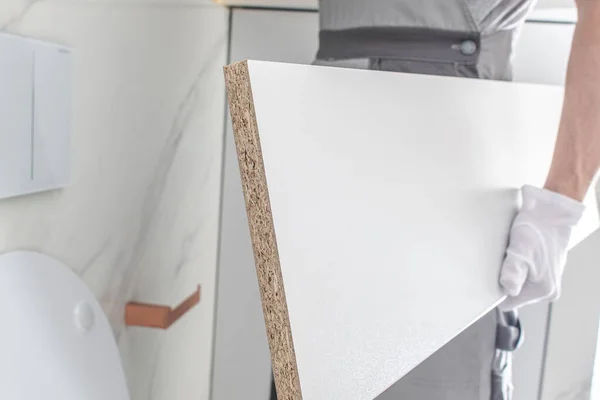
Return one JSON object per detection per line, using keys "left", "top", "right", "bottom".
{"left": 499, "top": 185, "right": 585, "bottom": 311}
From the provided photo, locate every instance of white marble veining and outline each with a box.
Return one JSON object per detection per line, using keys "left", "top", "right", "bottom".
{"left": 0, "top": 1, "right": 228, "bottom": 399}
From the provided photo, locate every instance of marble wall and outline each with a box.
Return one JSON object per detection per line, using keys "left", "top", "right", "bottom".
{"left": 0, "top": 0, "right": 228, "bottom": 398}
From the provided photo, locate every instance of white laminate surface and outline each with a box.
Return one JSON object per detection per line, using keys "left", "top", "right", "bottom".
{"left": 241, "top": 60, "right": 598, "bottom": 400}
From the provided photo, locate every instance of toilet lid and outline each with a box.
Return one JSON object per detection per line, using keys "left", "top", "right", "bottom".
{"left": 0, "top": 251, "right": 130, "bottom": 399}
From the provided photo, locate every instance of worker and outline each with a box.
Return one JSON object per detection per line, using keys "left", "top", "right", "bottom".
{"left": 311, "top": 1, "right": 600, "bottom": 399}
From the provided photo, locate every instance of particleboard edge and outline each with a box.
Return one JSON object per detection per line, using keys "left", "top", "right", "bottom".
{"left": 223, "top": 60, "right": 303, "bottom": 400}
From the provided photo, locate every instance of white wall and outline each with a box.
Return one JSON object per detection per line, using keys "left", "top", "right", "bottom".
{"left": 0, "top": 1, "right": 228, "bottom": 398}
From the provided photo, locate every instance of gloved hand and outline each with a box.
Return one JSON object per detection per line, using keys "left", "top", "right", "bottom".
{"left": 499, "top": 185, "right": 585, "bottom": 311}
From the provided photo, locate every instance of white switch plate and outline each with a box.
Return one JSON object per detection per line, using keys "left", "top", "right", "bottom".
{"left": 0, "top": 33, "right": 72, "bottom": 200}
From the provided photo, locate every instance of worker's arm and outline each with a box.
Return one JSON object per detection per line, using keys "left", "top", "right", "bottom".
{"left": 499, "top": 0, "right": 600, "bottom": 310}
{"left": 545, "top": 1, "right": 600, "bottom": 201}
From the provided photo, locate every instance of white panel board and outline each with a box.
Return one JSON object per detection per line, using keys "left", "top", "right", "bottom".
{"left": 224, "top": 60, "right": 598, "bottom": 400}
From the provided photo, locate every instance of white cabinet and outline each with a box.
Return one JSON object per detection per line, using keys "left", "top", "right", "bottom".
{"left": 513, "top": 22, "right": 575, "bottom": 85}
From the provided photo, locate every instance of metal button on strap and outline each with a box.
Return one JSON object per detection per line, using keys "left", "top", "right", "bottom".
{"left": 460, "top": 39, "right": 478, "bottom": 56}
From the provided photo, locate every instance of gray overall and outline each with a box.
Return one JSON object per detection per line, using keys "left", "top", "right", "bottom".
{"left": 315, "top": 1, "right": 530, "bottom": 399}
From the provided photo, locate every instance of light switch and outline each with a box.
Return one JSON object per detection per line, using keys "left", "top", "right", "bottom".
{"left": 0, "top": 33, "right": 72, "bottom": 200}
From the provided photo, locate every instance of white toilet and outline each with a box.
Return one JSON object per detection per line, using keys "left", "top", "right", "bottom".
{"left": 0, "top": 251, "right": 130, "bottom": 399}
